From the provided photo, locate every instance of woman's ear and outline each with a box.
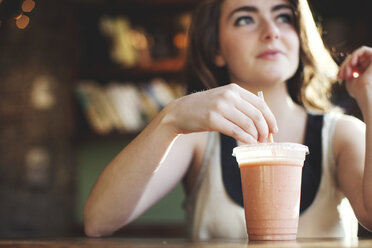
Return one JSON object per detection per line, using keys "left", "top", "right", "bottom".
{"left": 215, "top": 54, "right": 226, "bottom": 67}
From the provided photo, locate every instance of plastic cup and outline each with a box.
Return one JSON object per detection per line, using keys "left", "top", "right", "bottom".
{"left": 233, "top": 143, "right": 309, "bottom": 241}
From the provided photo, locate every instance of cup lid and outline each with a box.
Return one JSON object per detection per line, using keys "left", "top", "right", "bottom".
{"left": 232, "top": 143, "right": 309, "bottom": 167}
{"left": 232, "top": 143, "right": 309, "bottom": 156}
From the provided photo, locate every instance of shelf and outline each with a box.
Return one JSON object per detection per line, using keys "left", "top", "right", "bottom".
{"left": 79, "top": 58, "right": 185, "bottom": 81}
{"left": 74, "top": 130, "right": 139, "bottom": 144}
{"left": 74, "top": 0, "right": 192, "bottom": 139}
{"left": 76, "top": 0, "right": 199, "bottom": 9}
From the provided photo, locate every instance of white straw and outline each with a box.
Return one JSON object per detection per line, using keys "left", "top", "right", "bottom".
{"left": 257, "top": 91, "right": 264, "bottom": 100}
{"left": 257, "top": 91, "right": 274, "bottom": 143}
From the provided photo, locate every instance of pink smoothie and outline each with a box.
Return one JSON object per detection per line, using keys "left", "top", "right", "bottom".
{"left": 233, "top": 143, "right": 308, "bottom": 241}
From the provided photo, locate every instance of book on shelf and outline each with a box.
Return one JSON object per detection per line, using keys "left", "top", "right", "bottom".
{"left": 75, "top": 79, "right": 185, "bottom": 135}
{"left": 76, "top": 82, "right": 113, "bottom": 135}
{"left": 106, "top": 83, "right": 145, "bottom": 132}
{"left": 144, "top": 78, "right": 177, "bottom": 108}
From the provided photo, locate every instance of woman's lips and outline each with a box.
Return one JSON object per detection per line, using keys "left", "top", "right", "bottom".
{"left": 256, "top": 49, "right": 283, "bottom": 59}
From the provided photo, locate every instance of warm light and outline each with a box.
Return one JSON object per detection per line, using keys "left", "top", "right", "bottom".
{"left": 14, "top": 13, "right": 23, "bottom": 20}
{"left": 352, "top": 71, "right": 360, "bottom": 79}
{"left": 16, "top": 14, "right": 29, "bottom": 29}
{"left": 173, "top": 33, "right": 188, "bottom": 49}
{"left": 22, "top": 0, "right": 35, "bottom": 12}
{"left": 130, "top": 30, "right": 148, "bottom": 50}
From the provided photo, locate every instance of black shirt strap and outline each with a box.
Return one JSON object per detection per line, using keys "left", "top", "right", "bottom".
{"left": 220, "top": 133, "right": 243, "bottom": 206}
{"left": 300, "top": 114, "right": 323, "bottom": 213}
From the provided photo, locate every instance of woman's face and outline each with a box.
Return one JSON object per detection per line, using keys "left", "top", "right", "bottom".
{"left": 216, "top": 0, "right": 300, "bottom": 89}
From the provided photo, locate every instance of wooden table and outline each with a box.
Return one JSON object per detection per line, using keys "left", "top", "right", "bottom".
{"left": 0, "top": 238, "right": 372, "bottom": 247}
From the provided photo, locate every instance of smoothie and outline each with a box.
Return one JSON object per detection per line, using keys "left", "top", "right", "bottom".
{"left": 233, "top": 143, "right": 308, "bottom": 241}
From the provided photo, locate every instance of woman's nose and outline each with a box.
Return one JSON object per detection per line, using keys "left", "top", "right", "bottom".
{"left": 260, "top": 20, "right": 280, "bottom": 41}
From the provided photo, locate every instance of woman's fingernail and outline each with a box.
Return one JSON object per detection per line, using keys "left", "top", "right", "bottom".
{"left": 274, "top": 127, "right": 279, "bottom": 133}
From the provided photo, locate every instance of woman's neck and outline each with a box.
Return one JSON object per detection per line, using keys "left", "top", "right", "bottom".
{"left": 243, "top": 82, "right": 307, "bottom": 143}
{"left": 243, "top": 82, "right": 299, "bottom": 118}
{"left": 261, "top": 87, "right": 297, "bottom": 117}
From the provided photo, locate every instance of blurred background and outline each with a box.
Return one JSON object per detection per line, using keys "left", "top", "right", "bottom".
{"left": 0, "top": 0, "right": 371, "bottom": 239}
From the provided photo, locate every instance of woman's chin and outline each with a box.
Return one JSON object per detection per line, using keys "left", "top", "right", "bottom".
{"left": 257, "top": 74, "right": 290, "bottom": 86}
{"left": 232, "top": 72, "right": 294, "bottom": 88}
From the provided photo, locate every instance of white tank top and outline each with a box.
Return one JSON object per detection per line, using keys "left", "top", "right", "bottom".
{"left": 184, "top": 111, "right": 358, "bottom": 239}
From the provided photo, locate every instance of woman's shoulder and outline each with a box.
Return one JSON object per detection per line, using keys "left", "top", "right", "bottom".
{"left": 329, "top": 109, "right": 365, "bottom": 160}
{"left": 321, "top": 108, "right": 365, "bottom": 140}
{"left": 327, "top": 108, "right": 365, "bottom": 133}
{"left": 308, "top": 108, "right": 364, "bottom": 128}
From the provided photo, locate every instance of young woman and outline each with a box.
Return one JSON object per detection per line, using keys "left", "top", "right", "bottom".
{"left": 83, "top": 0, "right": 372, "bottom": 239}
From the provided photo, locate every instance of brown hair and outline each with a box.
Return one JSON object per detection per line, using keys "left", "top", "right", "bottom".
{"left": 185, "top": 0, "right": 339, "bottom": 111}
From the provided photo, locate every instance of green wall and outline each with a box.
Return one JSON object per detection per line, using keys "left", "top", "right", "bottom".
{"left": 75, "top": 139, "right": 185, "bottom": 224}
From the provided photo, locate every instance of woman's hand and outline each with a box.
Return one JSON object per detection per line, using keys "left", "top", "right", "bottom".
{"left": 337, "top": 46, "right": 372, "bottom": 230}
{"left": 162, "top": 83, "right": 278, "bottom": 144}
{"left": 338, "top": 46, "right": 372, "bottom": 112}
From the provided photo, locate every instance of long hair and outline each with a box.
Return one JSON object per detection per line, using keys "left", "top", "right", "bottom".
{"left": 185, "top": 0, "right": 339, "bottom": 111}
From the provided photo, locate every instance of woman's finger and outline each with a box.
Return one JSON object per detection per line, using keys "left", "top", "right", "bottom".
{"left": 223, "top": 108, "right": 259, "bottom": 141}
{"left": 339, "top": 54, "right": 353, "bottom": 80}
{"left": 236, "top": 102, "right": 270, "bottom": 142}
{"left": 224, "top": 101, "right": 271, "bottom": 142}
{"left": 340, "top": 46, "right": 372, "bottom": 80}
{"left": 213, "top": 86, "right": 268, "bottom": 142}
{"left": 233, "top": 85, "right": 278, "bottom": 134}
{"left": 211, "top": 115, "right": 258, "bottom": 144}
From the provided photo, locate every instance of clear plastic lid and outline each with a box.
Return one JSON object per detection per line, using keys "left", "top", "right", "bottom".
{"left": 232, "top": 143, "right": 309, "bottom": 167}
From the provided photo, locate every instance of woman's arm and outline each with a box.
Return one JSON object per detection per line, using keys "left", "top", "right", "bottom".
{"left": 83, "top": 109, "right": 188, "bottom": 237}
{"left": 83, "top": 83, "right": 279, "bottom": 237}
{"left": 336, "top": 46, "right": 372, "bottom": 230}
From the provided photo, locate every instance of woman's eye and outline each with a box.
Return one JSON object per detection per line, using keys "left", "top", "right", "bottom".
{"left": 234, "top": 16, "right": 254, "bottom": 26}
{"left": 277, "top": 14, "right": 293, "bottom": 24}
